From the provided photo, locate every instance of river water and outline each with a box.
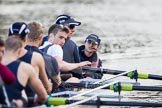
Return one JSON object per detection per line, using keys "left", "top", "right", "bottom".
{"left": 1, "top": 0, "right": 162, "bottom": 107}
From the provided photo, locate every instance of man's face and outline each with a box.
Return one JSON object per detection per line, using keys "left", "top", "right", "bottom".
{"left": 52, "top": 31, "right": 68, "bottom": 47}
{"left": 85, "top": 39, "right": 98, "bottom": 53}
{"left": 0, "top": 46, "right": 4, "bottom": 62}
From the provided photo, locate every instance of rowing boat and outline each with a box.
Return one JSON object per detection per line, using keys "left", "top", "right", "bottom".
{"left": 10, "top": 67, "right": 162, "bottom": 107}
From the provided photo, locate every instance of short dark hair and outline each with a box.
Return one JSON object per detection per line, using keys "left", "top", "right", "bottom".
{"left": 48, "top": 24, "right": 69, "bottom": 36}
{"left": 5, "top": 36, "right": 23, "bottom": 52}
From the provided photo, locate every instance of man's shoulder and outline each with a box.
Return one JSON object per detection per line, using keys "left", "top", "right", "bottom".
{"left": 49, "top": 44, "right": 62, "bottom": 50}
{"left": 64, "top": 39, "right": 76, "bottom": 46}
{"left": 32, "top": 52, "right": 44, "bottom": 65}
{"left": 39, "top": 41, "right": 51, "bottom": 49}
{"left": 78, "top": 45, "right": 85, "bottom": 51}
{"left": 19, "top": 61, "right": 35, "bottom": 73}
{"left": 32, "top": 51, "right": 43, "bottom": 58}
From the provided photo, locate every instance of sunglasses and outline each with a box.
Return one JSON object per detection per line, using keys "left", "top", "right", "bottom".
{"left": 68, "top": 25, "right": 75, "bottom": 29}
{"left": 86, "top": 39, "right": 98, "bottom": 46}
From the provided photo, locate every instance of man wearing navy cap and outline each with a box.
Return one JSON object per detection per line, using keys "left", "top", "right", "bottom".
{"left": 78, "top": 34, "right": 103, "bottom": 79}
{"left": 55, "top": 15, "right": 83, "bottom": 79}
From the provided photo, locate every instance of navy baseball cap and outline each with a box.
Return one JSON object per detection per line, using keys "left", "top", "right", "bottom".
{"left": 55, "top": 15, "right": 81, "bottom": 26}
{"left": 8, "top": 22, "right": 30, "bottom": 37}
{"left": 86, "top": 34, "right": 101, "bottom": 45}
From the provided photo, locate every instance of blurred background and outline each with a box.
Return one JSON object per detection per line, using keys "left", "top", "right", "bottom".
{"left": 1, "top": 0, "right": 162, "bottom": 105}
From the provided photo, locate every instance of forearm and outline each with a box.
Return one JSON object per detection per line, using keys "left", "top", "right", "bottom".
{"left": 39, "top": 68, "right": 52, "bottom": 93}
{"left": 59, "top": 61, "right": 80, "bottom": 71}
{"left": 30, "top": 79, "right": 48, "bottom": 104}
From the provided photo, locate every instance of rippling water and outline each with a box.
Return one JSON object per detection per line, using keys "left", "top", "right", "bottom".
{"left": 1, "top": 0, "right": 162, "bottom": 107}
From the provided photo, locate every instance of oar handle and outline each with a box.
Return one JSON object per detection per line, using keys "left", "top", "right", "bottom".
{"left": 46, "top": 97, "right": 67, "bottom": 106}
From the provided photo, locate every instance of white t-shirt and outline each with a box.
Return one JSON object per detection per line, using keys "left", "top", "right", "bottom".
{"left": 39, "top": 41, "right": 63, "bottom": 59}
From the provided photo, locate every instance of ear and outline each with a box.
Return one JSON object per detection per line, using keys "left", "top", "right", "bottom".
{"left": 38, "top": 34, "right": 43, "bottom": 41}
{"left": 24, "top": 35, "right": 27, "bottom": 43}
{"left": 49, "top": 33, "right": 54, "bottom": 38}
{"left": 38, "top": 35, "right": 43, "bottom": 46}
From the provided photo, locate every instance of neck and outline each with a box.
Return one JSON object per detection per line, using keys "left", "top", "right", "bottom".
{"left": 19, "top": 48, "right": 27, "bottom": 58}
{"left": 84, "top": 50, "right": 94, "bottom": 57}
{"left": 2, "top": 52, "right": 18, "bottom": 65}
{"left": 26, "top": 40, "right": 40, "bottom": 47}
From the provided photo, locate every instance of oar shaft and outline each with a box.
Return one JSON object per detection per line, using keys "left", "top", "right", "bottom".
{"left": 66, "top": 100, "right": 162, "bottom": 107}
{"left": 66, "top": 83, "right": 162, "bottom": 92}
{"left": 47, "top": 97, "right": 162, "bottom": 107}
{"left": 94, "top": 70, "right": 131, "bottom": 84}
{"left": 148, "top": 74, "right": 162, "bottom": 80}
{"left": 82, "top": 66, "right": 125, "bottom": 75}
{"left": 133, "top": 86, "right": 162, "bottom": 91}
{"left": 104, "top": 69, "right": 125, "bottom": 75}
{"left": 82, "top": 66, "right": 162, "bottom": 80}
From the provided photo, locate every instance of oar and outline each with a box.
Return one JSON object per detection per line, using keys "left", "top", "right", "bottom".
{"left": 51, "top": 90, "right": 122, "bottom": 99}
{"left": 80, "top": 78, "right": 141, "bottom": 86}
{"left": 45, "top": 97, "right": 162, "bottom": 107}
{"left": 65, "top": 82, "right": 162, "bottom": 92}
{"left": 46, "top": 82, "right": 162, "bottom": 106}
{"left": 93, "top": 70, "right": 134, "bottom": 84}
{"left": 82, "top": 66, "right": 162, "bottom": 81}
{"left": 45, "top": 81, "right": 119, "bottom": 106}
{"left": 63, "top": 100, "right": 162, "bottom": 107}
{"left": 67, "top": 80, "right": 119, "bottom": 100}
{"left": 67, "top": 70, "right": 133, "bottom": 100}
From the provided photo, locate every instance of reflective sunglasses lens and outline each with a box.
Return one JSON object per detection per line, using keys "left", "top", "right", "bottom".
{"left": 87, "top": 39, "right": 98, "bottom": 45}
{"left": 87, "top": 40, "right": 92, "bottom": 44}
{"left": 69, "top": 25, "right": 75, "bottom": 29}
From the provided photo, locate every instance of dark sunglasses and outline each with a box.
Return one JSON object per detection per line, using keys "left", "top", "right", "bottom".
{"left": 86, "top": 39, "right": 98, "bottom": 46}
{"left": 68, "top": 25, "right": 75, "bottom": 29}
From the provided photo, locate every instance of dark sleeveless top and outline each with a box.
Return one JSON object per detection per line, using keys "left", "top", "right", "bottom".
{"left": 6, "top": 60, "right": 25, "bottom": 101}
{"left": 19, "top": 51, "right": 32, "bottom": 64}
{"left": 25, "top": 45, "right": 59, "bottom": 77}
{"left": 19, "top": 51, "right": 34, "bottom": 97}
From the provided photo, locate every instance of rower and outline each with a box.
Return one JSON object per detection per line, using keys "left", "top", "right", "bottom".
{"left": 39, "top": 24, "right": 91, "bottom": 83}
{"left": 26, "top": 21, "right": 61, "bottom": 88}
{"left": 78, "top": 34, "right": 103, "bottom": 79}
{"left": 41, "top": 15, "right": 83, "bottom": 79}
{"left": 8, "top": 22, "right": 52, "bottom": 101}
{"left": 0, "top": 63, "right": 16, "bottom": 107}
{"left": 1, "top": 36, "right": 48, "bottom": 107}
